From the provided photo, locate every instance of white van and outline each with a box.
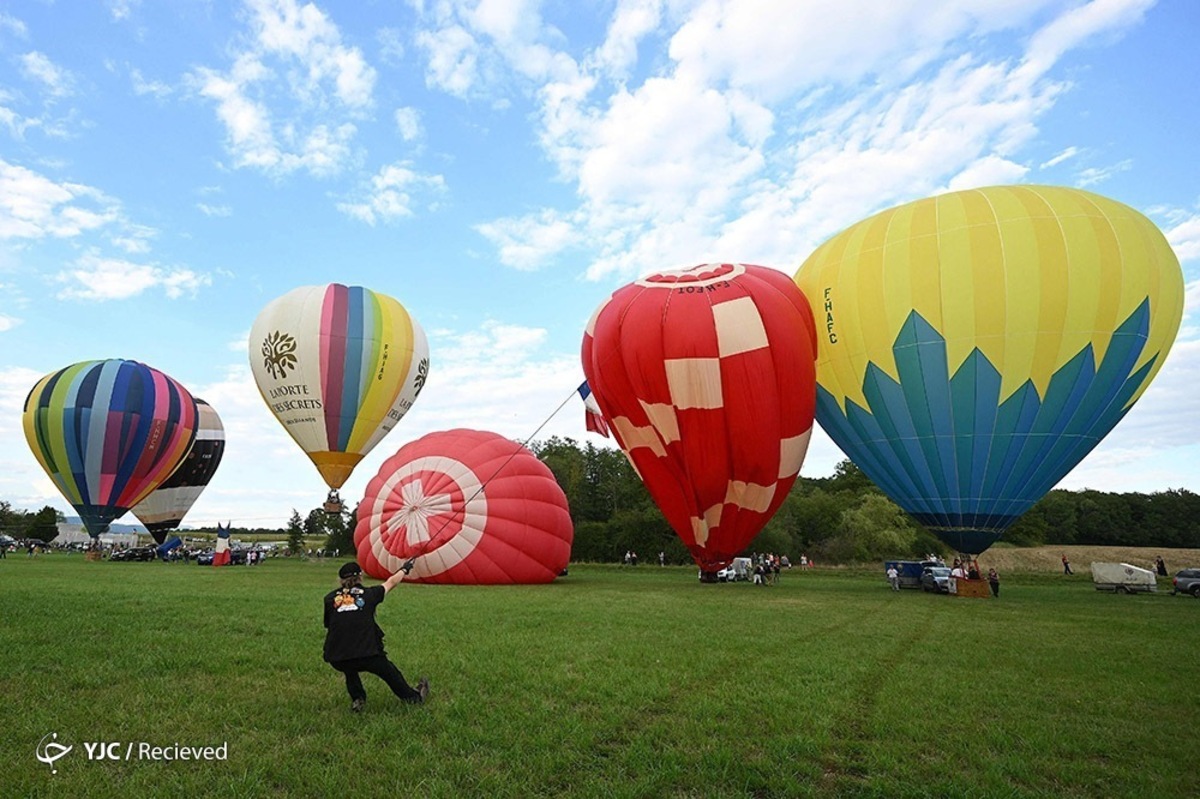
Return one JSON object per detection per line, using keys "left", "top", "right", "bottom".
{"left": 719, "top": 557, "right": 753, "bottom": 582}
{"left": 1091, "top": 562, "right": 1157, "bottom": 594}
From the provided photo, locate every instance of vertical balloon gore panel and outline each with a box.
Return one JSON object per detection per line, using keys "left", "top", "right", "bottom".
{"left": 582, "top": 263, "right": 818, "bottom": 573}
{"left": 795, "top": 185, "right": 1184, "bottom": 555}
{"left": 354, "top": 429, "right": 573, "bottom": 585}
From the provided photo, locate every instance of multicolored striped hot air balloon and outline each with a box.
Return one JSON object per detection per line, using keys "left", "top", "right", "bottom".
{"left": 133, "top": 398, "right": 226, "bottom": 543}
{"left": 22, "top": 359, "right": 199, "bottom": 537}
{"left": 354, "top": 429, "right": 573, "bottom": 584}
{"left": 582, "top": 263, "right": 818, "bottom": 577}
{"left": 249, "top": 284, "right": 429, "bottom": 511}
{"left": 795, "top": 185, "right": 1184, "bottom": 554}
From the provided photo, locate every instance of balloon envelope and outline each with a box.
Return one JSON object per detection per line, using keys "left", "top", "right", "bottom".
{"left": 582, "top": 263, "right": 818, "bottom": 573}
{"left": 249, "top": 284, "right": 429, "bottom": 492}
{"left": 22, "top": 359, "right": 199, "bottom": 537}
{"left": 795, "top": 185, "right": 1184, "bottom": 554}
{"left": 354, "top": 429, "right": 573, "bottom": 584}
{"left": 133, "top": 398, "right": 226, "bottom": 544}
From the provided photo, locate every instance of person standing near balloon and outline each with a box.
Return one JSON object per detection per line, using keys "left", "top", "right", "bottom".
{"left": 323, "top": 560, "right": 428, "bottom": 712}
{"left": 988, "top": 568, "right": 1000, "bottom": 597}
{"left": 1061, "top": 554, "right": 1074, "bottom": 575}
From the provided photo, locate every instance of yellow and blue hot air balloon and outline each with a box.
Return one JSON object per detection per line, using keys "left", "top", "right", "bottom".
{"left": 249, "top": 284, "right": 429, "bottom": 511}
{"left": 795, "top": 185, "right": 1183, "bottom": 554}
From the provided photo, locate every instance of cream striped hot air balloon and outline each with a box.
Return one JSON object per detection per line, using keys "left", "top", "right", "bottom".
{"left": 249, "top": 284, "right": 429, "bottom": 512}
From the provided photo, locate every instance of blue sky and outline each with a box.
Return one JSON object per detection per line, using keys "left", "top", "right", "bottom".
{"left": 2, "top": 0, "right": 1198, "bottom": 529}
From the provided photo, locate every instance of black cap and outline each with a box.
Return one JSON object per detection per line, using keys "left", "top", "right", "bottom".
{"left": 338, "top": 562, "right": 362, "bottom": 579}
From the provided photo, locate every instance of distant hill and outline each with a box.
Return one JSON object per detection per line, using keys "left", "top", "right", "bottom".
{"left": 64, "top": 516, "right": 147, "bottom": 534}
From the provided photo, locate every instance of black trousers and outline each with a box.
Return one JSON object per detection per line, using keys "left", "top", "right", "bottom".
{"left": 330, "top": 654, "right": 421, "bottom": 703}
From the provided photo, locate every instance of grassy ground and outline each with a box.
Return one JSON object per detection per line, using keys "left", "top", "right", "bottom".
{"left": 2, "top": 554, "right": 1197, "bottom": 798}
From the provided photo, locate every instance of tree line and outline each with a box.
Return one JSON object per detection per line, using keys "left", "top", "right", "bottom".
{"left": 531, "top": 437, "right": 1200, "bottom": 563}
{"left": 7, "top": 438, "right": 1198, "bottom": 561}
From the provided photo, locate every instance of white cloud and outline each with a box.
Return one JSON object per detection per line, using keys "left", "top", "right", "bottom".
{"left": 190, "top": 0, "right": 376, "bottom": 177}
{"left": 20, "top": 51, "right": 74, "bottom": 98}
{"left": 197, "top": 202, "right": 233, "bottom": 217}
{"left": 415, "top": 25, "right": 480, "bottom": 97}
{"left": 0, "top": 13, "right": 28, "bottom": 38}
{"left": 1165, "top": 212, "right": 1200, "bottom": 264}
{"left": 1040, "top": 145, "right": 1079, "bottom": 168}
{"left": 0, "top": 313, "right": 21, "bottom": 332}
{"left": 108, "top": 0, "right": 140, "bottom": 21}
{"left": 336, "top": 161, "right": 446, "bottom": 224}
{"left": 109, "top": 223, "right": 157, "bottom": 254}
{"left": 247, "top": 0, "right": 375, "bottom": 108}
{"left": 394, "top": 106, "right": 422, "bottom": 141}
{"left": 448, "top": 0, "right": 1150, "bottom": 281}
{"left": 1184, "top": 280, "right": 1200, "bottom": 314}
{"left": 131, "top": 68, "right": 172, "bottom": 99}
{"left": 476, "top": 210, "right": 577, "bottom": 271}
{"left": 947, "top": 155, "right": 1030, "bottom": 191}
{"left": 0, "top": 158, "right": 120, "bottom": 240}
{"left": 590, "top": 0, "right": 662, "bottom": 79}
{"left": 55, "top": 252, "right": 211, "bottom": 300}
{"left": 377, "top": 27, "right": 406, "bottom": 65}
{"left": 1019, "top": 0, "right": 1154, "bottom": 81}
{"left": 411, "top": 320, "right": 585, "bottom": 439}
{"left": 1076, "top": 158, "right": 1132, "bottom": 187}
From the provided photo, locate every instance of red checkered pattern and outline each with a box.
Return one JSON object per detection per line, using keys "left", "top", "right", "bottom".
{"left": 582, "top": 264, "right": 818, "bottom": 572}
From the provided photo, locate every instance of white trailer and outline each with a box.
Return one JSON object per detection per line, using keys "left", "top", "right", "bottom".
{"left": 1090, "top": 562, "right": 1158, "bottom": 594}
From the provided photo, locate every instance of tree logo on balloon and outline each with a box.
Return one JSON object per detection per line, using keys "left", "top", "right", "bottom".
{"left": 413, "top": 357, "right": 429, "bottom": 394}
{"left": 261, "top": 331, "right": 298, "bottom": 379}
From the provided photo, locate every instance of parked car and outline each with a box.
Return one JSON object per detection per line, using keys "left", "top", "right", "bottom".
{"left": 921, "top": 566, "right": 952, "bottom": 593}
{"left": 110, "top": 546, "right": 158, "bottom": 562}
{"left": 195, "top": 548, "right": 247, "bottom": 566}
{"left": 1172, "top": 568, "right": 1200, "bottom": 597}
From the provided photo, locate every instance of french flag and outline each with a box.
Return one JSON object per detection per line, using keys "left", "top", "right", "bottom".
{"left": 577, "top": 381, "right": 610, "bottom": 438}
{"left": 213, "top": 523, "right": 231, "bottom": 567}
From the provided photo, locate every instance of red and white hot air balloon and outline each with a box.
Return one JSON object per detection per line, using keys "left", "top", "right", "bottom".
{"left": 582, "top": 263, "right": 818, "bottom": 579}
{"left": 354, "top": 429, "right": 572, "bottom": 584}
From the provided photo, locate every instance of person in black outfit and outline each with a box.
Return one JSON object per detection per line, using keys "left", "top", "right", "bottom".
{"left": 324, "top": 560, "right": 428, "bottom": 712}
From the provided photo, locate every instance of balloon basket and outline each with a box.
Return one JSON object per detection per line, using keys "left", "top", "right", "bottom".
{"left": 323, "top": 491, "right": 343, "bottom": 514}
{"left": 952, "top": 578, "right": 991, "bottom": 598}
{"left": 85, "top": 550, "right": 102, "bottom": 562}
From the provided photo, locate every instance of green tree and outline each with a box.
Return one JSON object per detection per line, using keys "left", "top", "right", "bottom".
{"left": 326, "top": 503, "right": 357, "bottom": 556}
{"left": 25, "top": 506, "right": 60, "bottom": 543}
{"left": 306, "top": 505, "right": 354, "bottom": 556}
{"left": 286, "top": 509, "right": 306, "bottom": 557}
{"left": 824, "top": 493, "right": 919, "bottom": 562}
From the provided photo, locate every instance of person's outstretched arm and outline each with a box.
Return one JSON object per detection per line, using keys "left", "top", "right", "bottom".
{"left": 382, "top": 559, "right": 417, "bottom": 594}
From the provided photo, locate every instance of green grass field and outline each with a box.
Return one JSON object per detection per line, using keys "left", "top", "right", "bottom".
{"left": 2, "top": 556, "right": 1196, "bottom": 798}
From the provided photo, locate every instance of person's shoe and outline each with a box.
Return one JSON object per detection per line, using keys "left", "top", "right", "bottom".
{"left": 351, "top": 698, "right": 365, "bottom": 713}
{"left": 417, "top": 677, "right": 429, "bottom": 703}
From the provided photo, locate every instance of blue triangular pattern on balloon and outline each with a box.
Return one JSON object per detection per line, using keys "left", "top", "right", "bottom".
{"left": 893, "top": 313, "right": 959, "bottom": 514}
{"left": 815, "top": 301, "right": 1156, "bottom": 552}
